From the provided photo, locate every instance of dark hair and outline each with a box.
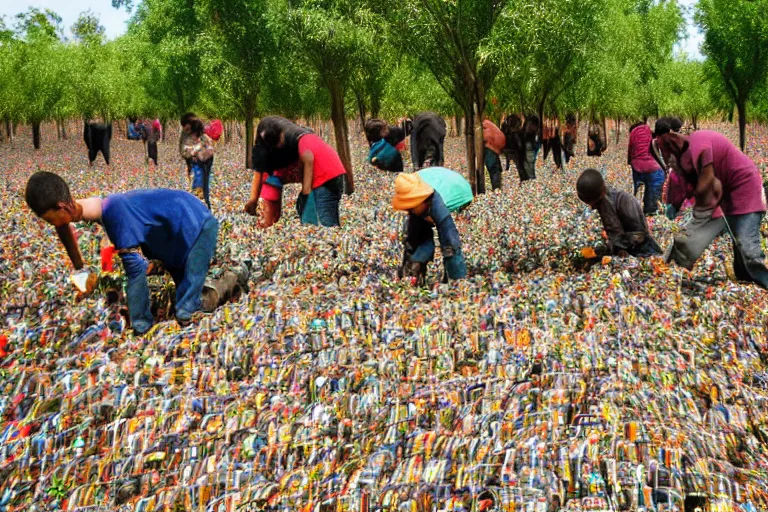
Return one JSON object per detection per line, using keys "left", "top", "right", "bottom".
{"left": 189, "top": 119, "right": 204, "bottom": 137}
{"left": 576, "top": 169, "right": 605, "bottom": 204}
{"left": 364, "top": 119, "right": 388, "bottom": 144}
{"left": 654, "top": 118, "right": 672, "bottom": 138}
{"left": 180, "top": 112, "right": 197, "bottom": 127}
{"left": 629, "top": 121, "right": 645, "bottom": 133}
{"left": 26, "top": 171, "right": 72, "bottom": 216}
{"left": 669, "top": 117, "right": 682, "bottom": 132}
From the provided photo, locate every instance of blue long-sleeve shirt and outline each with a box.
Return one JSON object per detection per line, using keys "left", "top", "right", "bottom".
{"left": 101, "top": 190, "right": 212, "bottom": 278}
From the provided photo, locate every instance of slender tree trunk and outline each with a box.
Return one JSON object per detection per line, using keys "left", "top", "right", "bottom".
{"left": 602, "top": 117, "right": 609, "bottom": 149}
{"left": 371, "top": 95, "right": 381, "bottom": 119}
{"left": 464, "top": 105, "right": 478, "bottom": 196}
{"left": 32, "top": 122, "right": 41, "bottom": 150}
{"left": 5, "top": 119, "right": 11, "bottom": 142}
{"left": 737, "top": 101, "right": 747, "bottom": 152}
{"left": 455, "top": 115, "right": 462, "bottom": 137}
{"left": 355, "top": 92, "right": 366, "bottom": 132}
{"left": 329, "top": 80, "right": 354, "bottom": 194}
{"left": 12, "top": 122, "right": 17, "bottom": 137}
{"left": 615, "top": 117, "right": 621, "bottom": 144}
{"left": 61, "top": 119, "right": 68, "bottom": 140}
{"left": 727, "top": 104, "right": 734, "bottom": 124}
{"left": 56, "top": 120, "right": 62, "bottom": 140}
{"left": 245, "top": 112, "right": 255, "bottom": 169}
{"left": 474, "top": 102, "right": 486, "bottom": 195}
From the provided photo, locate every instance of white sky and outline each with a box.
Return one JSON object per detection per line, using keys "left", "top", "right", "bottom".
{"left": 1, "top": 0, "right": 705, "bottom": 59}
{"left": 0, "top": 0, "right": 132, "bottom": 40}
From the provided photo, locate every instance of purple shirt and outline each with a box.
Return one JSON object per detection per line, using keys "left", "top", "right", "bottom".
{"left": 628, "top": 124, "right": 660, "bottom": 173}
{"left": 679, "top": 130, "right": 766, "bottom": 216}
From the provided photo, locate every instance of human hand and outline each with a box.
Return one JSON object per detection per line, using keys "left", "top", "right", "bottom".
{"left": 244, "top": 198, "right": 259, "bottom": 216}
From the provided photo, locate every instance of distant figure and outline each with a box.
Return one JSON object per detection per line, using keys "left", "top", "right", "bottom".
{"left": 84, "top": 121, "right": 112, "bottom": 167}
{"left": 410, "top": 112, "right": 446, "bottom": 170}
{"left": 482, "top": 119, "right": 506, "bottom": 190}
{"left": 627, "top": 121, "right": 664, "bottom": 215}
{"left": 138, "top": 119, "right": 162, "bottom": 166}
{"left": 365, "top": 118, "right": 406, "bottom": 173}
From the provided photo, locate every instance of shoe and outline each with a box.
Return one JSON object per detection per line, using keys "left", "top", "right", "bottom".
{"left": 635, "top": 183, "right": 644, "bottom": 200}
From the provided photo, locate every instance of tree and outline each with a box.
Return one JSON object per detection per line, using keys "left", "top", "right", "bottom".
{"left": 127, "top": 0, "right": 204, "bottom": 118}
{"left": 196, "top": 0, "right": 274, "bottom": 169}
{"left": 488, "top": 0, "right": 606, "bottom": 130}
{"left": 653, "top": 58, "right": 713, "bottom": 129}
{"left": 696, "top": 0, "right": 768, "bottom": 151}
{"left": 12, "top": 8, "right": 69, "bottom": 149}
{"left": 382, "top": 0, "right": 509, "bottom": 194}
{"left": 282, "top": 0, "right": 380, "bottom": 193}
{"left": 72, "top": 10, "right": 106, "bottom": 44}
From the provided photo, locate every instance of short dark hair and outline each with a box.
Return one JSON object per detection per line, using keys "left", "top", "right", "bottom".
{"left": 669, "top": 117, "right": 683, "bottom": 132}
{"left": 576, "top": 168, "right": 604, "bottom": 204}
{"left": 189, "top": 119, "right": 204, "bottom": 137}
{"left": 654, "top": 118, "right": 672, "bottom": 138}
{"left": 364, "top": 118, "right": 387, "bottom": 144}
{"left": 180, "top": 112, "right": 197, "bottom": 127}
{"left": 26, "top": 171, "right": 72, "bottom": 216}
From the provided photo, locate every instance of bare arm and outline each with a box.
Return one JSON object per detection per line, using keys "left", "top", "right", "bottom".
{"left": 56, "top": 224, "right": 85, "bottom": 270}
{"left": 244, "top": 172, "right": 264, "bottom": 216}
{"left": 301, "top": 150, "right": 314, "bottom": 196}
{"left": 695, "top": 163, "right": 722, "bottom": 210}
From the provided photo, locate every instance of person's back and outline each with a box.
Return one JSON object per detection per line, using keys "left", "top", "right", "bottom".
{"left": 411, "top": 112, "right": 447, "bottom": 169}
{"left": 417, "top": 167, "right": 473, "bottom": 212}
{"left": 102, "top": 189, "right": 211, "bottom": 268}
{"left": 628, "top": 124, "right": 658, "bottom": 172}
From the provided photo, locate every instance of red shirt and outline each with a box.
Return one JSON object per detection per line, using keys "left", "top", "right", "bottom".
{"left": 482, "top": 120, "right": 506, "bottom": 155}
{"left": 298, "top": 134, "right": 347, "bottom": 189}
{"left": 628, "top": 124, "right": 661, "bottom": 173}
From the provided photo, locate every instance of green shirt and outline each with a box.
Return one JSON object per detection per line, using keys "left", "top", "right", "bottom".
{"left": 418, "top": 167, "right": 473, "bottom": 212}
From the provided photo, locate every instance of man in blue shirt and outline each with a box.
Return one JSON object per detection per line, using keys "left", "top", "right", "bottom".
{"left": 25, "top": 172, "right": 247, "bottom": 334}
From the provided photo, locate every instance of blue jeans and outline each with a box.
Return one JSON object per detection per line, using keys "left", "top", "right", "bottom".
{"left": 484, "top": 148, "right": 502, "bottom": 190}
{"left": 727, "top": 213, "right": 768, "bottom": 288}
{"left": 123, "top": 217, "right": 218, "bottom": 333}
{"left": 405, "top": 212, "right": 467, "bottom": 280}
{"left": 632, "top": 168, "right": 665, "bottom": 215}
{"left": 301, "top": 175, "right": 344, "bottom": 227}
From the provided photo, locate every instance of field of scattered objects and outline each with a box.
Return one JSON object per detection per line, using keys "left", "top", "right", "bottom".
{"left": 1, "top": 120, "right": 768, "bottom": 512}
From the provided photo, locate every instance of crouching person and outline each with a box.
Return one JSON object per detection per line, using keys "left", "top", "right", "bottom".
{"left": 391, "top": 168, "right": 472, "bottom": 284}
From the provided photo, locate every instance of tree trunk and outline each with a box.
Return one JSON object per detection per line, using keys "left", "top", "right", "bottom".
{"left": 474, "top": 103, "right": 486, "bottom": 195}
{"left": 727, "top": 104, "right": 734, "bottom": 123}
{"left": 355, "top": 92, "right": 366, "bottom": 132}
{"left": 737, "top": 101, "right": 747, "bottom": 152}
{"left": 32, "top": 122, "right": 41, "bottom": 150}
{"left": 12, "top": 122, "right": 17, "bottom": 137}
{"left": 329, "top": 80, "right": 354, "bottom": 194}
{"left": 692, "top": 115, "right": 698, "bottom": 131}
{"left": 371, "top": 95, "right": 381, "bottom": 119}
{"left": 455, "top": 115, "right": 462, "bottom": 136}
{"left": 615, "top": 117, "right": 621, "bottom": 144}
{"left": 464, "top": 105, "right": 478, "bottom": 195}
{"left": 57, "top": 120, "right": 62, "bottom": 140}
{"left": 245, "top": 112, "right": 254, "bottom": 169}
{"left": 602, "top": 117, "right": 609, "bottom": 149}
{"left": 4, "top": 119, "right": 11, "bottom": 142}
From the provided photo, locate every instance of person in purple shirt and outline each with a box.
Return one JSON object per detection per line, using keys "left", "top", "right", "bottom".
{"left": 656, "top": 130, "right": 768, "bottom": 288}
{"left": 25, "top": 172, "right": 248, "bottom": 333}
{"left": 628, "top": 122, "right": 665, "bottom": 215}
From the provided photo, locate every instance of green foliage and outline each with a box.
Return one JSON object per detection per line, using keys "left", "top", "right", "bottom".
{"left": 696, "top": 0, "right": 768, "bottom": 148}
{"left": 72, "top": 10, "right": 106, "bottom": 44}
{"left": 652, "top": 57, "right": 714, "bottom": 125}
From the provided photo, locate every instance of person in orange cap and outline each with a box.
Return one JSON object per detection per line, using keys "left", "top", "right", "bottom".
{"left": 392, "top": 171, "right": 468, "bottom": 283}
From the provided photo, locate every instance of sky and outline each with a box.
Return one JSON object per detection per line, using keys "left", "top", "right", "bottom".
{"left": 1, "top": 0, "right": 705, "bottom": 60}
{"left": 0, "top": 0, "right": 132, "bottom": 40}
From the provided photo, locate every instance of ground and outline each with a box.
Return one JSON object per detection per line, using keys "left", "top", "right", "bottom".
{"left": 1, "top": 121, "right": 767, "bottom": 511}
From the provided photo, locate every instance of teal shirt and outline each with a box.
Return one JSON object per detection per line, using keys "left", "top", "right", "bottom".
{"left": 417, "top": 167, "right": 473, "bottom": 212}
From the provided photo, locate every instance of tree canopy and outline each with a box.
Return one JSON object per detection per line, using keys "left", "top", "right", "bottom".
{"left": 1, "top": 0, "right": 767, "bottom": 163}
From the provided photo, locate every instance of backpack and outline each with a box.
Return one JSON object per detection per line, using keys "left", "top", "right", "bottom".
{"left": 368, "top": 139, "right": 403, "bottom": 172}
{"left": 204, "top": 119, "right": 223, "bottom": 141}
